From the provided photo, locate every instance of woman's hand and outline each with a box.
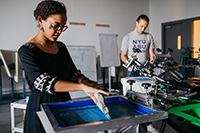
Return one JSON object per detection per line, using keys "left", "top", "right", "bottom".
{"left": 81, "top": 84, "right": 110, "bottom": 104}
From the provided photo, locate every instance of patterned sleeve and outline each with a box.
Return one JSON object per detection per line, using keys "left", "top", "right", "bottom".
{"left": 34, "top": 72, "right": 57, "bottom": 94}
{"left": 18, "top": 44, "right": 58, "bottom": 94}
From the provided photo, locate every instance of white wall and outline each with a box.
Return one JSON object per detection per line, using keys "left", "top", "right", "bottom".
{"left": 149, "top": 0, "right": 200, "bottom": 49}
{"left": 0, "top": 0, "right": 149, "bottom": 94}
{"left": 62, "top": 0, "right": 149, "bottom": 53}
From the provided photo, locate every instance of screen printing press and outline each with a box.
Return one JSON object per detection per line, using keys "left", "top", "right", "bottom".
{"left": 37, "top": 95, "right": 168, "bottom": 133}
{"left": 121, "top": 77, "right": 156, "bottom": 108}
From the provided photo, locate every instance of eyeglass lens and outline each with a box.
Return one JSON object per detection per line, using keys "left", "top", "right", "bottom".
{"left": 53, "top": 25, "right": 68, "bottom": 32}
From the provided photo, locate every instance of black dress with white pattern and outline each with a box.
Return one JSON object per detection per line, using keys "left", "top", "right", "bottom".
{"left": 18, "top": 42, "right": 83, "bottom": 133}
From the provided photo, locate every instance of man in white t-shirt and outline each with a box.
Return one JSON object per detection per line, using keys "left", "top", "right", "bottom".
{"left": 121, "top": 14, "right": 158, "bottom": 133}
{"left": 121, "top": 14, "right": 155, "bottom": 77}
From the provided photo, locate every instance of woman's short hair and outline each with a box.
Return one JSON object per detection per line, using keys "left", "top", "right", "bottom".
{"left": 34, "top": 0, "right": 66, "bottom": 20}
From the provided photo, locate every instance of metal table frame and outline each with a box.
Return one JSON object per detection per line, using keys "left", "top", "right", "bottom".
{"left": 38, "top": 95, "right": 168, "bottom": 133}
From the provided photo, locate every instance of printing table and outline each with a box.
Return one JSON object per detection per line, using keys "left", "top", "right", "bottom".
{"left": 37, "top": 95, "right": 168, "bottom": 133}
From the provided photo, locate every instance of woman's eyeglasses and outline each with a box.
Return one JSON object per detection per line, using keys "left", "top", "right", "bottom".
{"left": 47, "top": 20, "right": 68, "bottom": 32}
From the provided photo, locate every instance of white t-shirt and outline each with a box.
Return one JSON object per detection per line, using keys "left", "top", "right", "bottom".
{"left": 121, "top": 32, "right": 155, "bottom": 71}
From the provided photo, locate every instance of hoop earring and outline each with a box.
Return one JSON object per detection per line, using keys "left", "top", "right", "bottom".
{"left": 40, "top": 27, "right": 44, "bottom": 32}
